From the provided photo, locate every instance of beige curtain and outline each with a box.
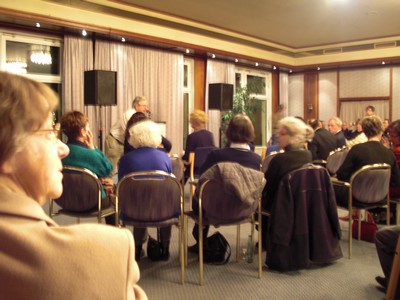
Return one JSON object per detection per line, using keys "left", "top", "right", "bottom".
{"left": 206, "top": 60, "right": 235, "bottom": 147}
{"left": 63, "top": 36, "right": 184, "bottom": 154}
{"left": 339, "top": 100, "right": 389, "bottom": 125}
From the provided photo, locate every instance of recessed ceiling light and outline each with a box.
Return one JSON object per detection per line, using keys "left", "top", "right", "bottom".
{"left": 121, "top": 37, "right": 126, "bottom": 42}
{"left": 289, "top": 69, "right": 293, "bottom": 73}
{"left": 211, "top": 54, "right": 216, "bottom": 59}
{"left": 255, "top": 62, "right": 259, "bottom": 67}
{"left": 234, "top": 58, "right": 238, "bottom": 63}
{"left": 185, "top": 49, "right": 190, "bottom": 54}
{"left": 317, "top": 67, "right": 321, "bottom": 71}
{"left": 382, "top": 61, "right": 386, "bottom": 65}
{"left": 35, "top": 22, "right": 40, "bottom": 28}
{"left": 82, "top": 29, "right": 87, "bottom": 37}
{"left": 273, "top": 66, "right": 277, "bottom": 70}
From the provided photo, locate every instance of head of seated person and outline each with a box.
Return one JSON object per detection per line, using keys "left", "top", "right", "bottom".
{"left": 226, "top": 114, "right": 255, "bottom": 145}
{"left": 128, "top": 120, "right": 162, "bottom": 149}
{"left": 388, "top": 119, "right": 400, "bottom": 149}
{"left": 277, "top": 116, "right": 314, "bottom": 151}
{"left": 362, "top": 115, "right": 384, "bottom": 140}
{"left": 190, "top": 110, "right": 208, "bottom": 131}
{"left": 124, "top": 112, "right": 148, "bottom": 153}
{"left": 60, "top": 111, "right": 91, "bottom": 144}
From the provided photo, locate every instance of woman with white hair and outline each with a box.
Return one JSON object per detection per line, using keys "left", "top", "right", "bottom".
{"left": 261, "top": 117, "right": 314, "bottom": 249}
{"left": 118, "top": 120, "right": 173, "bottom": 261}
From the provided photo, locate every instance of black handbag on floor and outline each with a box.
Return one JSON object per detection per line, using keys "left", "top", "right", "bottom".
{"left": 147, "top": 230, "right": 162, "bottom": 261}
{"left": 203, "top": 231, "right": 231, "bottom": 265}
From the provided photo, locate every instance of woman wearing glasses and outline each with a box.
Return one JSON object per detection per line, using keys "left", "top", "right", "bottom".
{"left": 0, "top": 71, "right": 147, "bottom": 299}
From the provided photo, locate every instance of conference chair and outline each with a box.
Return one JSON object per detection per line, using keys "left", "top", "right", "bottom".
{"left": 184, "top": 162, "right": 266, "bottom": 285}
{"left": 49, "top": 166, "right": 116, "bottom": 224}
{"left": 116, "top": 170, "right": 185, "bottom": 284}
{"left": 332, "top": 164, "right": 391, "bottom": 258}
{"left": 170, "top": 155, "right": 185, "bottom": 187}
{"left": 326, "top": 146, "right": 349, "bottom": 176}
{"left": 261, "top": 150, "right": 282, "bottom": 173}
{"left": 263, "top": 164, "right": 342, "bottom": 272}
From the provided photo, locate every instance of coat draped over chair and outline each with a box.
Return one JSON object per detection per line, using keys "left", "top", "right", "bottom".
{"left": 267, "top": 164, "right": 343, "bottom": 272}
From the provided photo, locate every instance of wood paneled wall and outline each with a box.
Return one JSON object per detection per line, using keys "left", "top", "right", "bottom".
{"left": 304, "top": 72, "right": 319, "bottom": 121}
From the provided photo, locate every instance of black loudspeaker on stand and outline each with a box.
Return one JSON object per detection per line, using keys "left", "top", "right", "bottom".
{"left": 208, "top": 83, "right": 234, "bottom": 110}
{"left": 84, "top": 70, "right": 117, "bottom": 151}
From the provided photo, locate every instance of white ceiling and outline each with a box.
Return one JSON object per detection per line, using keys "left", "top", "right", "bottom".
{"left": 119, "top": 0, "right": 400, "bottom": 50}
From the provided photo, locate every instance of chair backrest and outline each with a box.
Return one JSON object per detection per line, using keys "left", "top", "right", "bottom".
{"left": 198, "top": 162, "right": 266, "bottom": 225}
{"left": 54, "top": 166, "right": 102, "bottom": 212}
{"left": 261, "top": 150, "right": 282, "bottom": 173}
{"left": 170, "top": 155, "right": 185, "bottom": 184}
{"left": 190, "top": 146, "right": 218, "bottom": 179}
{"left": 116, "top": 171, "right": 182, "bottom": 225}
{"left": 326, "top": 147, "right": 349, "bottom": 175}
{"left": 351, "top": 163, "right": 391, "bottom": 204}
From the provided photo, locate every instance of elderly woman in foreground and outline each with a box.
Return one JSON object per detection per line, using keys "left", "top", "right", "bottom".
{"left": 0, "top": 71, "right": 147, "bottom": 300}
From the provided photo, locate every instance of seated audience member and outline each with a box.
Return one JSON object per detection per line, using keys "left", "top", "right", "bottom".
{"left": 335, "top": 116, "right": 400, "bottom": 207}
{"left": 182, "top": 110, "right": 215, "bottom": 181}
{"left": 307, "top": 118, "right": 337, "bottom": 160}
{"left": 119, "top": 120, "right": 173, "bottom": 261}
{"left": 261, "top": 117, "right": 314, "bottom": 249}
{"left": 60, "top": 111, "right": 115, "bottom": 225}
{"left": 342, "top": 121, "right": 352, "bottom": 139}
{"left": 0, "top": 71, "right": 147, "bottom": 299}
{"left": 375, "top": 226, "right": 400, "bottom": 296}
{"left": 328, "top": 117, "right": 346, "bottom": 148}
{"left": 388, "top": 120, "right": 400, "bottom": 198}
{"left": 346, "top": 119, "right": 367, "bottom": 148}
{"left": 382, "top": 118, "right": 391, "bottom": 148}
{"left": 188, "top": 114, "right": 261, "bottom": 252}
{"left": 123, "top": 112, "right": 172, "bottom": 154}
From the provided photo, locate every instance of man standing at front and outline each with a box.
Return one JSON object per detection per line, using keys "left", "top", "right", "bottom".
{"left": 105, "top": 96, "right": 149, "bottom": 171}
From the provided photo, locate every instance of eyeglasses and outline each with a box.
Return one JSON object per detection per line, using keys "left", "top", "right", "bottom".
{"left": 32, "top": 129, "right": 60, "bottom": 144}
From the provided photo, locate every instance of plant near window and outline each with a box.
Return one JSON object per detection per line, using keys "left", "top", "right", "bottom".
{"left": 220, "top": 78, "right": 264, "bottom": 147}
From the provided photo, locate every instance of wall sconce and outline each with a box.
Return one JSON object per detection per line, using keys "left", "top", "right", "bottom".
{"left": 307, "top": 103, "right": 313, "bottom": 112}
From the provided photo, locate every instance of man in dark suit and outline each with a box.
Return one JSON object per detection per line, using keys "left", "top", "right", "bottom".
{"left": 328, "top": 117, "right": 346, "bottom": 148}
{"left": 308, "top": 119, "right": 338, "bottom": 160}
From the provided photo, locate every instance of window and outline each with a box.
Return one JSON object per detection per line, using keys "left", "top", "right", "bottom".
{"left": 235, "top": 68, "right": 271, "bottom": 146}
{"left": 0, "top": 31, "right": 62, "bottom": 120}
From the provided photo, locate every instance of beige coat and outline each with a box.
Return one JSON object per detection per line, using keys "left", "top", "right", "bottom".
{"left": 0, "top": 190, "right": 147, "bottom": 300}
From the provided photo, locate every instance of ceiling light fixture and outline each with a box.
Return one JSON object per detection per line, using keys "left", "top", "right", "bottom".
{"left": 82, "top": 29, "right": 87, "bottom": 37}
{"left": 255, "top": 62, "right": 259, "bottom": 67}
{"left": 273, "top": 66, "right": 277, "bottom": 70}
{"left": 121, "top": 37, "right": 126, "bottom": 42}
{"left": 185, "top": 49, "right": 190, "bottom": 54}
{"left": 234, "top": 58, "right": 238, "bottom": 63}
{"left": 211, "top": 54, "right": 216, "bottom": 58}
{"left": 382, "top": 61, "right": 386, "bottom": 65}
{"left": 35, "top": 22, "right": 40, "bottom": 28}
{"left": 317, "top": 67, "right": 321, "bottom": 71}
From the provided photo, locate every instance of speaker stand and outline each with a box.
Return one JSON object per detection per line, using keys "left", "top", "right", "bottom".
{"left": 98, "top": 105, "right": 103, "bottom": 151}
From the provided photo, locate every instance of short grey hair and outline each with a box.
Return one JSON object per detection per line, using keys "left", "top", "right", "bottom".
{"left": 128, "top": 120, "right": 161, "bottom": 148}
{"left": 278, "top": 116, "right": 314, "bottom": 147}
{"left": 132, "top": 96, "right": 146, "bottom": 107}
{"left": 329, "top": 117, "right": 342, "bottom": 127}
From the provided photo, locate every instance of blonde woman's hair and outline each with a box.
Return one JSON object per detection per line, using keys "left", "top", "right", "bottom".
{"left": 0, "top": 71, "right": 58, "bottom": 166}
{"left": 189, "top": 110, "right": 207, "bottom": 130}
{"left": 128, "top": 120, "right": 162, "bottom": 149}
{"left": 278, "top": 116, "right": 314, "bottom": 148}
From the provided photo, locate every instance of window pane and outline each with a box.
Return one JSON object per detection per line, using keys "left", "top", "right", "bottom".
{"left": 6, "top": 41, "right": 60, "bottom": 75}
{"left": 183, "top": 65, "right": 188, "bottom": 88}
{"left": 247, "top": 75, "right": 266, "bottom": 95}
